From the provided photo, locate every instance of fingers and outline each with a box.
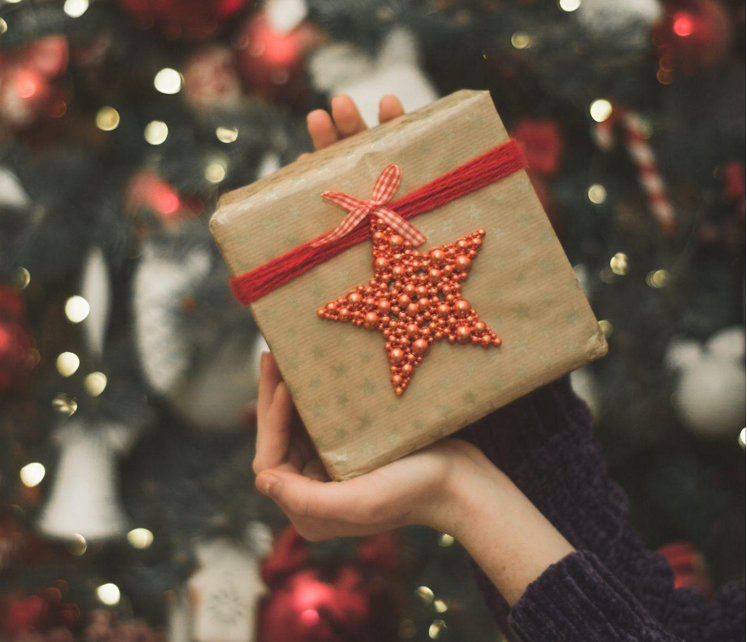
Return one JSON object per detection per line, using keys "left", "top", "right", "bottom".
{"left": 379, "top": 95, "right": 404, "bottom": 124}
{"left": 330, "top": 95, "right": 367, "bottom": 137}
{"left": 257, "top": 352, "right": 281, "bottom": 421}
{"left": 307, "top": 109, "right": 338, "bottom": 150}
{"left": 307, "top": 94, "right": 404, "bottom": 153}
{"left": 254, "top": 357, "right": 294, "bottom": 474}
{"left": 256, "top": 469, "right": 390, "bottom": 526}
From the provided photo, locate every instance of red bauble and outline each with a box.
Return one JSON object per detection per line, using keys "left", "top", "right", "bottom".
{"left": 0, "top": 66, "right": 53, "bottom": 128}
{"left": 511, "top": 118, "right": 563, "bottom": 177}
{"left": 183, "top": 45, "right": 243, "bottom": 112}
{"left": 118, "top": 0, "right": 250, "bottom": 42}
{"left": 0, "top": 286, "right": 34, "bottom": 396}
{"left": 125, "top": 172, "right": 202, "bottom": 234}
{"left": 259, "top": 527, "right": 401, "bottom": 642}
{"left": 657, "top": 0, "right": 733, "bottom": 74}
{"left": 234, "top": 13, "right": 321, "bottom": 100}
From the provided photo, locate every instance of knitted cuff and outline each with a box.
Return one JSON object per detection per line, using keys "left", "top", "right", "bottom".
{"left": 509, "top": 550, "right": 674, "bottom": 642}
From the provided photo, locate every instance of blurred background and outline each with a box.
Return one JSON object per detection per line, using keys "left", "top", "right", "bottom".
{"left": 0, "top": 0, "right": 744, "bottom": 640}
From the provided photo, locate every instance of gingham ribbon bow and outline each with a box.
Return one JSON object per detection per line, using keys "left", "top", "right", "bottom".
{"left": 313, "top": 164, "right": 426, "bottom": 247}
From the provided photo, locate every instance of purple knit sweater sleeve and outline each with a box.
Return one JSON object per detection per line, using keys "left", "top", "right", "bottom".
{"left": 459, "top": 377, "right": 745, "bottom": 642}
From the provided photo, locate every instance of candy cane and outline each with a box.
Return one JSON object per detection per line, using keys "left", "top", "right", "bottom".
{"left": 594, "top": 106, "right": 676, "bottom": 235}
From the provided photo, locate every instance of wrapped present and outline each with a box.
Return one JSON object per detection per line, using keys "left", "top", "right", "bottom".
{"left": 210, "top": 90, "right": 607, "bottom": 481}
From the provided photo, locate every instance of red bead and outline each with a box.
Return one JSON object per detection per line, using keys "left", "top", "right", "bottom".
{"left": 398, "top": 294, "right": 411, "bottom": 308}
{"left": 418, "top": 297, "right": 430, "bottom": 309}
{"left": 316, "top": 308, "right": 327, "bottom": 318}
{"left": 474, "top": 321, "right": 486, "bottom": 334}
{"left": 413, "top": 339, "right": 429, "bottom": 356}
{"left": 481, "top": 335, "right": 493, "bottom": 348}
{"left": 389, "top": 234, "right": 404, "bottom": 249}
{"left": 378, "top": 299, "right": 391, "bottom": 315}
{"left": 428, "top": 268, "right": 442, "bottom": 283}
{"left": 430, "top": 249, "right": 445, "bottom": 266}
{"left": 455, "top": 255, "right": 472, "bottom": 272}
{"left": 391, "top": 374, "right": 402, "bottom": 386}
{"left": 437, "top": 303, "right": 451, "bottom": 318}
{"left": 390, "top": 348, "right": 405, "bottom": 364}
{"left": 364, "top": 312, "right": 379, "bottom": 329}
{"left": 406, "top": 324, "right": 420, "bottom": 338}
{"left": 339, "top": 307, "right": 351, "bottom": 321}
{"left": 456, "top": 326, "right": 472, "bottom": 344}
{"left": 454, "top": 299, "right": 471, "bottom": 316}
{"left": 402, "top": 363, "right": 413, "bottom": 375}
{"left": 406, "top": 302, "right": 419, "bottom": 316}
{"left": 392, "top": 265, "right": 405, "bottom": 278}
{"left": 374, "top": 257, "right": 389, "bottom": 271}
{"left": 326, "top": 302, "right": 337, "bottom": 312}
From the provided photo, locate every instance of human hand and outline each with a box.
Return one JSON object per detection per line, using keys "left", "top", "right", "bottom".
{"left": 253, "top": 352, "right": 495, "bottom": 542}
{"left": 302, "top": 93, "right": 404, "bottom": 155}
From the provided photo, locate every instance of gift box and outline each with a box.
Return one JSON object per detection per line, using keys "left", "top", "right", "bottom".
{"left": 210, "top": 90, "right": 607, "bottom": 481}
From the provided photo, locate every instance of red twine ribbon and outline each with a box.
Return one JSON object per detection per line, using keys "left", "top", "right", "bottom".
{"left": 230, "top": 138, "right": 526, "bottom": 305}
{"left": 315, "top": 164, "right": 426, "bottom": 247}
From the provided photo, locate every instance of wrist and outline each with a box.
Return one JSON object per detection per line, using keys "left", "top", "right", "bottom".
{"left": 437, "top": 442, "right": 575, "bottom": 606}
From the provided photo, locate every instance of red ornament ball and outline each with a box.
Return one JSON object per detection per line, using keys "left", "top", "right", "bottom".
{"left": 259, "top": 527, "right": 401, "bottom": 642}
{"left": 234, "top": 13, "right": 321, "bottom": 100}
{"left": 656, "top": 0, "right": 733, "bottom": 74}
{"left": 118, "top": 0, "right": 250, "bottom": 42}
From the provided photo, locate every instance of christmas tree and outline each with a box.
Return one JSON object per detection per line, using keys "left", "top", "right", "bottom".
{"left": 0, "top": 0, "right": 743, "bottom": 640}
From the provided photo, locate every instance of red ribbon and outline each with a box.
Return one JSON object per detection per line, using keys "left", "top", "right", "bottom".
{"left": 230, "top": 139, "right": 526, "bottom": 305}
{"left": 315, "top": 164, "right": 426, "bottom": 247}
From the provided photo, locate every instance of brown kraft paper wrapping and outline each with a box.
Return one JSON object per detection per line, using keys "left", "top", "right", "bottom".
{"left": 210, "top": 90, "right": 608, "bottom": 480}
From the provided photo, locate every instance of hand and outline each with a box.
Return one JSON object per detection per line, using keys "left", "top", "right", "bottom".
{"left": 253, "top": 352, "right": 493, "bottom": 541}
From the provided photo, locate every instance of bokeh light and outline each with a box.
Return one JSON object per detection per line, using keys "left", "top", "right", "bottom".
{"left": 127, "top": 528, "right": 154, "bottom": 549}
{"left": 56, "top": 352, "right": 80, "bottom": 377}
{"left": 96, "top": 583, "right": 120, "bottom": 606}
{"left": 63, "top": 0, "right": 89, "bottom": 18}
{"left": 590, "top": 99, "right": 613, "bottom": 123}
{"left": 65, "top": 296, "right": 90, "bottom": 323}
{"left": 96, "top": 106, "right": 120, "bottom": 131}
{"left": 154, "top": 68, "right": 182, "bottom": 95}
{"left": 84, "top": 372, "right": 107, "bottom": 397}
{"left": 20, "top": 462, "right": 45, "bottom": 487}
{"left": 144, "top": 121, "right": 168, "bottom": 145}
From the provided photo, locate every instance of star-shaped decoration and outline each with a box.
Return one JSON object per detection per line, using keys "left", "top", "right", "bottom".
{"left": 317, "top": 217, "right": 501, "bottom": 396}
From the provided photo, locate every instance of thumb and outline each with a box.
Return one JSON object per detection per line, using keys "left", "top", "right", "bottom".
{"left": 255, "top": 469, "right": 370, "bottom": 523}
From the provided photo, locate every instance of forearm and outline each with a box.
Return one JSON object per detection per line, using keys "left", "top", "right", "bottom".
{"left": 443, "top": 452, "right": 575, "bottom": 606}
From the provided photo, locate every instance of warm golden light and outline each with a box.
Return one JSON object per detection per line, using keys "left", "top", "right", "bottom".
{"left": 96, "top": 106, "right": 120, "bottom": 131}
{"left": 205, "top": 161, "right": 227, "bottom": 183}
{"left": 559, "top": 0, "right": 581, "bottom": 11}
{"left": 52, "top": 393, "right": 78, "bottom": 416}
{"left": 84, "top": 372, "right": 107, "bottom": 397}
{"left": 598, "top": 320, "right": 613, "bottom": 337}
{"left": 65, "top": 296, "right": 90, "bottom": 323}
{"left": 588, "top": 184, "right": 607, "bottom": 204}
{"left": 127, "top": 528, "right": 154, "bottom": 550}
{"left": 14, "top": 267, "right": 30, "bottom": 290}
{"left": 609, "top": 252, "right": 629, "bottom": 276}
{"left": 216, "top": 126, "right": 239, "bottom": 143}
{"left": 511, "top": 32, "right": 532, "bottom": 49}
{"left": 428, "top": 620, "right": 447, "bottom": 639}
{"left": 144, "top": 120, "right": 168, "bottom": 145}
{"left": 56, "top": 352, "right": 80, "bottom": 377}
{"left": 646, "top": 269, "right": 670, "bottom": 288}
{"left": 96, "top": 583, "right": 120, "bottom": 606}
{"left": 154, "top": 68, "right": 182, "bottom": 95}
{"left": 20, "top": 462, "right": 46, "bottom": 487}
{"left": 63, "top": 0, "right": 89, "bottom": 18}
{"left": 438, "top": 533, "right": 455, "bottom": 547}
{"left": 434, "top": 599, "right": 448, "bottom": 613}
{"left": 590, "top": 99, "right": 613, "bottom": 123}
{"left": 416, "top": 586, "right": 434, "bottom": 605}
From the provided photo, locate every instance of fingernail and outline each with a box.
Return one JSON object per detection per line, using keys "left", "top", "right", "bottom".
{"left": 257, "top": 473, "right": 280, "bottom": 499}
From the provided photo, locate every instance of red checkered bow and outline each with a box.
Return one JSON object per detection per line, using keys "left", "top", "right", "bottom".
{"left": 313, "top": 164, "right": 426, "bottom": 247}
